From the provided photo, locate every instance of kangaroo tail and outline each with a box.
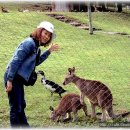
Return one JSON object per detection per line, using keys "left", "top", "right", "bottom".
{"left": 116, "top": 111, "right": 130, "bottom": 118}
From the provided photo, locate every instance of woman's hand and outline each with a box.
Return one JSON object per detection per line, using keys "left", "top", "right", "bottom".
{"left": 6, "top": 80, "right": 13, "bottom": 92}
{"left": 48, "top": 44, "right": 60, "bottom": 52}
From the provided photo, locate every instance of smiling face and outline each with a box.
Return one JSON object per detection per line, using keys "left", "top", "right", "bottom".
{"left": 40, "top": 29, "right": 52, "bottom": 46}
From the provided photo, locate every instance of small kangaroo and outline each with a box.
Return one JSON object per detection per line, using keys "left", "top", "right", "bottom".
{"left": 49, "top": 93, "right": 88, "bottom": 122}
{"left": 1, "top": 7, "right": 9, "bottom": 13}
{"left": 63, "top": 67, "right": 116, "bottom": 122}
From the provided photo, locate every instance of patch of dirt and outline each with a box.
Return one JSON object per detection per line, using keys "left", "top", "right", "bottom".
{"left": 46, "top": 13, "right": 130, "bottom": 37}
{"left": 103, "top": 32, "right": 129, "bottom": 36}
{"left": 46, "top": 13, "right": 101, "bottom": 31}
{"left": 16, "top": 3, "right": 52, "bottom": 12}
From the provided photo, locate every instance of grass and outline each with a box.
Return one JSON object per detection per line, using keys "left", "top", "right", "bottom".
{"left": 0, "top": 5, "right": 130, "bottom": 128}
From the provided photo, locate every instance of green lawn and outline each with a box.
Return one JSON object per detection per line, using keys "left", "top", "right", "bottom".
{"left": 0, "top": 8, "right": 130, "bottom": 128}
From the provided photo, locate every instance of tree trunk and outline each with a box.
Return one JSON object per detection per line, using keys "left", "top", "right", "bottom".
{"left": 52, "top": 1, "right": 70, "bottom": 12}
{"left": 117, "top": 3, "right": 122, "bottom": 12}
{"left": 101, "top": 3, "right": 107, "bottom": 12}
{"left": 88, "top": 3, "right": 93, "bottom": 35}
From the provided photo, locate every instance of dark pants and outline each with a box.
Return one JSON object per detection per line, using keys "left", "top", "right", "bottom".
{"left": 4, "top": 72, "right": 30, "bottom": 128}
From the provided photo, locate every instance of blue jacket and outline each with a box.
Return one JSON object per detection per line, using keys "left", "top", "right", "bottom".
{"left": 6, "top": 37, "right": 50, "bottom": 82}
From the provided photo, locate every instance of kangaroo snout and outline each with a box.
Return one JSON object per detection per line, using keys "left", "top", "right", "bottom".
{"left": 63, "top": 81, "right": 67, "bottom": 86}
{"left": 63, "top": 82, "right": 65, "bottom": 85}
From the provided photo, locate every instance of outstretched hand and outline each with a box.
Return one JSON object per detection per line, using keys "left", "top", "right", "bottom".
{"left": 48, "top": 43, "right": 60, "bottom": 52}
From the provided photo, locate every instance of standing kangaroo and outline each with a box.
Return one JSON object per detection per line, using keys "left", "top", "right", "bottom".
{"left": 63, "top": 67, "right": 116, "bottom": 121}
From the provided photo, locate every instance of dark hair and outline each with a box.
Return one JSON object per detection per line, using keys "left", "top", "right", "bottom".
{"left": 30, "top": 28, "right": 52, "bottom": 46}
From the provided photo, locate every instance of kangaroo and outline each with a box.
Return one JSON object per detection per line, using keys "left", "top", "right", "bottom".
{"left": 49, "top": 93, "right": 88, "bottom": 122}
{"left": 1, "top": 7, "right": 9, "bottom": 13}
{"left": 63, "top": 67, "right": 117, "bottom": 122}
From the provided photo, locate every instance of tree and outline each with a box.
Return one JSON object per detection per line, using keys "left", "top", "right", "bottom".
{"left": 88, "top": 2, "right": 93, "bottom": 35}
{"left": 52, "top": 1, "right": 70, "bottom": 12}
{"left": 117, "top": 3, "right": 122, "bottom": 12}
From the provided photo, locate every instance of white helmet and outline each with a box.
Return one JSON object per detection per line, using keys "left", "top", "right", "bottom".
{"left": 37, "top": 21, "right": 56, "bottom": 39}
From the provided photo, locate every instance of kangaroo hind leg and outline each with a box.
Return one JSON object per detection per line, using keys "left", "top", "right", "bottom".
{"left": 97, "top": 90, "right": 108, "bottom": 121}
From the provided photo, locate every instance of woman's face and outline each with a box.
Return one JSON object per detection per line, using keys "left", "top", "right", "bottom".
{"left": 40, "top": 29, "right": 52, "bottom": 46}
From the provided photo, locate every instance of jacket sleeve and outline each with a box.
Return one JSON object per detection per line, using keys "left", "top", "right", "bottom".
{"left": 36, "top": 50, "right": 51, "bottom": 66}
{"left": 7, "top": 41, "right": 34, "bottom": 81}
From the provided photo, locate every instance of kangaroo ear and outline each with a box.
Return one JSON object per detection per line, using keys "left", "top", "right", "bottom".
{"left": 73, "top": 67, "right": 75, "bottom": 72}
{"left": 68, "top": 68, "right": 72, "bottom": 74}
{"left": 49, "top": 106, "right": 54, "bottom": 111}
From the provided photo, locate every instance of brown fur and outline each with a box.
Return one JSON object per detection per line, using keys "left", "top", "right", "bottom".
{"left": 1, "top": 7, "right": 9, "bottom": 13}
{"left": 49, "top": 93, "right": 88, "bottom": 122}
{"left": 63, "top": 67, "right": 116, "bottom": 121}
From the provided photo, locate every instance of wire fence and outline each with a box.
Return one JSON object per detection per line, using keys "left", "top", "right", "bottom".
{"left": 0, "top": 2, "right": 130, "bottom": 128}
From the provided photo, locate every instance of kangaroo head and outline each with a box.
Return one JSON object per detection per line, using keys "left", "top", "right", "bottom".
{"left": 63, "top": 67, "right": 75, "bottom": 85}
{"left": 49, "top": 106, "right": 58, "bottom": 121}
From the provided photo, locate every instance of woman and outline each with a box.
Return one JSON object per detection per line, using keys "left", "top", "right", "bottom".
{"left": 4, "top": 21, "right": 59, "bottom": 127}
